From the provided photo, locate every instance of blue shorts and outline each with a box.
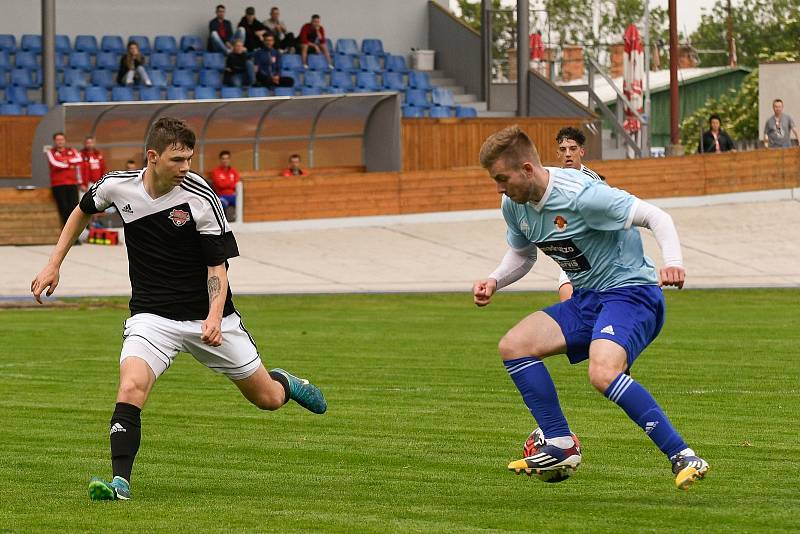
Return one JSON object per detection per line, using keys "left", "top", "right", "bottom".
{"left": 542, "top": 285, "right": 665, "bottom": 367}
{"left": 219, "top": 194, "right": 236, "bottom": 208}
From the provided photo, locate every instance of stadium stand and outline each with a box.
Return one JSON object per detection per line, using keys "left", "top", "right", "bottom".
{"left": 100, "top": 35, "right": 125, "bottom": 54}
{"left": 74, "top": 35, "right": 98, "bottom": 54}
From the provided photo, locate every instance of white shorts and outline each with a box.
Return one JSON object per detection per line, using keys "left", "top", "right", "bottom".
{"left": 121, "top": 311, "right": 262, "bottom": 381}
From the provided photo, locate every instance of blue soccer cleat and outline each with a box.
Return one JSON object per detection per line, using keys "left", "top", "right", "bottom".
{"left": 88, "top": 476, "right": 131, "bottom": 501}
{"left": 672, "top": 453, "right": 709, "bottom": 490}
{"left": 271, "top": 368, "right": 327, "bottom": 414}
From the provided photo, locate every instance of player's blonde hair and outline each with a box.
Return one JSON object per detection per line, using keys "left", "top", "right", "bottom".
{"left": 479, "top": 125, "right": 540, "bottom": 170}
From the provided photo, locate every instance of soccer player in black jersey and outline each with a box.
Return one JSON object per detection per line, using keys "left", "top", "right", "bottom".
{"left": 31, "top": 117, "right": 327, "bottom": 501}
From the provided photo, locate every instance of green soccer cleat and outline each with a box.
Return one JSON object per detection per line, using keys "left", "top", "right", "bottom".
{"left": 88, "top": 476, "right": 131, "bottom": 501}
{"left": 271, "top": 368, "right": 327, "bottom": 414}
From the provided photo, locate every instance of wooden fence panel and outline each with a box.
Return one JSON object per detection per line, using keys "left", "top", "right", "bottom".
{"left": 0, "top": 117, "right": 41, "bottom": 179}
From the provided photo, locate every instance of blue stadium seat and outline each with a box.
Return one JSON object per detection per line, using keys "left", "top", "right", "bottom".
{"left": 56, "top": 52, "right": 70, "bottom": 72}
{"left": 64, "top": 68, "right": 89, "bottom": 88}
{"left": 139, "top": 86, "right": 164, "bottom": 101}
{"left": 307, "top": 54, "right": 330, "bottom": 72}
{"left": 273, "top": 87, "right": 294, "bottom": 97}
{"left": 166, "top": 85, "right": 189, "bottom": 100}
{"left": 385, "top": 55, "right": 410, "bottom": 74}
{"left": 179, "top": 35, "right": 204, "bottom": 53}
{"left": 0, "top": 70, "right": 8, "bottom": 89}
{"left": 279, "top": 70, "right": 298, "bottom": 85}
{"left": 280, "top": 54, "right": 303, "bottom": 72}
{"left": 58, "top": 85, "right": 81, "bottom": 103}
{"left": 0, "top": 35, "right": 16, "bottom": 53}
{"left": 150, "top": 53, "right": 174, "bottom": 72}
{"left": 455, "top": 105, "right": 478, "bottom": 118}
{"left": 247, "top": 86, "right": 270, "bottom": 97}
{"left": 335, "top": 38, "right": 358, "bottom": 56}
{"left": 325, "top": 85, "right": 346, "bottom": 95}
{"left": 0, "top": 50, "right": 10, "bottom": 70}
{"left": 382, "top": 71, "right": 405, "bottom": 92}
{"left": 148, "top": 69, "right": 168, "bottom": 88}
{"left": 361, "top": 39, "right": 385, "bottom": 58}
{"left": 111, "top": 86, "right": 136, "bottom": 101}
{"left": 27, "top": 102, "right": 49, "bottom": 115}
{"left": 85, "top": 86, "right": 109, "bottom": 102}
{"left": 55, "top": 35, "right": 71, "bottom": 54}
{"left": 74, "top": 35, "right": 98, "bottom": 54}
{"left": 330, "top": 70, "right": 354, "bottom": 92}
{"left": 194, "top": 86, "right": 216, "bottom": 99}
{"left": 408, "top": 71, "right": 433, "bottom": 91}
{"left": 0, "top": 103, "right": 23, "bottom": 115}
{"left": 333, "top": 54, "right": 357, "bottom": 73}
{"left": 89, "top": 69, "right": 114, "bottom": 88}
{"left": 11, "top": 68, "right": 37, "bottom": 89}
{"left": 405, "top": 89, "right": 430, "bottom": 109}
{"left": 302, "top": 70, "right": 326, "bottom": 89}
{"left": 300, "top": 86, "right": 322, "bottom": 96}
{"left": 96, "top": 52, "right": 119, "bottom": 71}
{"left": 431, "top": 87, "right": 456, "bottom": 107}
{"left": 429, "top": 106, "right": 451, "bottom": 118}
{"left": 101, "top": 35, "right": 125, "bottom": 54}
{"left": 176, "top": 52, "right": 198, "bottom": 70}
{"left": 171, "top": 69, "right": 196, "bottom": 87}
{"left": 154, "top": 35, "right": 178, "bottom": 54}
{"left": 198, "top": 69, "right": 222, "bottom": 88}
{"left": 128, "top": 35, "right": 151, "bottom": 55}
{"left": 355, "top": 71, "right": 379, "bottom": 92}
{"left": 359, "top": 54, "right": 383, "bottom": 74}
{"left": 221, "top": 86, "right": 243, "bottom": 98}
{"left": 21, "top": 35, "right": 42, "bottom": 53}
{"left": 15, "top": 51, "right": 39, "bottom": 70}
{"left": 69, "top": 52, "right": 92, "bottom": 71}
{"left": 202, "top": 52, "right": 225, "bottom": 70}
{"left": 6, "top": 86, "right": 29, "bottom": 105}
{"left": 401, "top": 105, "right": 424, "bottom": 118}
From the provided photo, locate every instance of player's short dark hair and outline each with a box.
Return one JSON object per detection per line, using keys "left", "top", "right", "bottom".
{"left": 311, "top": 14, "right": 320, "bottom": 20}
{"left": 216, "top": 4, "right": 225, "bottom": 10}
{"left": 219, "top": 150, "right": 231, "bottom": 158}
{"left": 709, "top": 114, "right": 722, "bottom": 124}
{"left": 52, "top": 132, "right": 64, "bottom": 140}
{"left": 773, "top": 98, "right": 783, "bottom": 105}
{"left": 145, "top": 117, "right": 196, "bottom": 155}
{"left": 245, "top": 6, "right": 255, "bottom": 15}
{"left": 556, "top": 126, "right": 585, "bottom": 146}
{"left": 289, "top": 153, "right": 301, "bottom": 160}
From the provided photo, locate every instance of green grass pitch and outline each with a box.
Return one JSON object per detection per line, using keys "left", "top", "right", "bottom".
{"left": 1, "top": 289, "right": 799, "bottom": 532}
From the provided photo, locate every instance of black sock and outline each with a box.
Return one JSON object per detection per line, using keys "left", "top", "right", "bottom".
{"left": 268, "top": 371, "right": 291, "bottom": 404}
{"left": 110, "top": 402, "right": 141, "bottom": 483}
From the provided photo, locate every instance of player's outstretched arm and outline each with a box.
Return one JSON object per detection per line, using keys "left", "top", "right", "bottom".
{"left": 31, "top": 206, "right": 92, "bottom": 303}
{"left": 629, "top": 200, "right": 686, "bottom": 289}
{"left": 201, "top": 263, "right": 229, "bottom": 346}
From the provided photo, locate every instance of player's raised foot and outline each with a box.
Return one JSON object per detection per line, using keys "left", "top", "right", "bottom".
{"left": 508, "top": 440, "right": 582, "bottom": 480}
{"left": 88, "top": 476, "right": 131, "bottom": 501}
{"left": 271, "top": 368, "right": 327, "bottom": 414}
{"left": 672, "top": 453, "right": 709, "bottom": 490}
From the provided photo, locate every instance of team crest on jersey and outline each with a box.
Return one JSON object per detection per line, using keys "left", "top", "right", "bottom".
{"left": 519, "top": 220, "right": 530, "bottom": 232}
{"left": 168, "top": 208, "right": 191, "bottom": 227}
{"left": 554, "top": 215, "right": 568, "bottom": 231}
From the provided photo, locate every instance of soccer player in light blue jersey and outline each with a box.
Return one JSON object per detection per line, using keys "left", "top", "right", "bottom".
{"left": 472, "top": 125, "right": 708, "bottom": 490}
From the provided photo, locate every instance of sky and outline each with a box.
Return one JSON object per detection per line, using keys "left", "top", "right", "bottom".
{"left": 448, "top": 0, "right": 718, "bottom": 36}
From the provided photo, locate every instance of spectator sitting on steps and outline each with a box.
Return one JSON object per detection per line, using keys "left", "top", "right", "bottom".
{"left": 298, "top": 14, "right": 332, "bottom": 68}
{"left": 254, "top": 34, "right": 294, "bottom": 89}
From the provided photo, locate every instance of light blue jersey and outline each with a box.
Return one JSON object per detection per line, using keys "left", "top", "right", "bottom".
{"left": 502, "top": 167, "right": 658, "bottom": 290}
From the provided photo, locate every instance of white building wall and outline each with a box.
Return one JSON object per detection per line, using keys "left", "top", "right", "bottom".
{"left": 0, "top": 0, "right": 444, "bottom": 58}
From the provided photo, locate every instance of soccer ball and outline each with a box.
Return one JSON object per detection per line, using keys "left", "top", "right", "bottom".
{"left": 523, "top": 427, "right": 582, "bottom": 483}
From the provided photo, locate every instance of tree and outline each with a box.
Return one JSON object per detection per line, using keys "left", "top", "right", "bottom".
{"left": 690, "top": 0, "right": 800, "bottom": 67}
{"left": 456, "top": 0, "right": 515, "bottom": 66}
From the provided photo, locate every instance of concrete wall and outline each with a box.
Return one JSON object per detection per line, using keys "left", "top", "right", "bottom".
{"left": 0, "top": 0, "right": 440, "bottom": 57}
{"left": 428, "top": 1, "right": 482, "bottom": 98}
{"left": 759, "top": 62, "right": 800, "bottom": 143}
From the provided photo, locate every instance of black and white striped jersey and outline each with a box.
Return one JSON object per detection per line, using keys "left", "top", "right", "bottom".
{"left": 580, "top": 164, "right": 606, "bottom": 182}
{"left": 79, "top": 169, "right": 239, "bottom": 321}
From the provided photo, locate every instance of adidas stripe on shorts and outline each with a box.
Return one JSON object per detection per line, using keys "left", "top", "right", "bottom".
{"left": 121, "top": 311, "right": 262, "bottom": 380}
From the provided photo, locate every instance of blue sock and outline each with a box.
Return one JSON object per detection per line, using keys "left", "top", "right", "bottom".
{"left": 504, "top": 356, "right": 571, "bottom": 439}
{"left": 604, "top": 373, "right": 687, "bottom": 458}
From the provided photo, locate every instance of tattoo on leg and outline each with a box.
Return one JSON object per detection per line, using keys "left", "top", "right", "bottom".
{"left": 208, "top": 275, "right": 221, "bottom": 302}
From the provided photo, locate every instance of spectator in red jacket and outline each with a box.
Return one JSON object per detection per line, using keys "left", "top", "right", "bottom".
{"left": 280, "top": 154, "right": 308, "bottom": 176}
{"left": 298, "top": 14, "right": 332, "bottom": 68}
{"left": 80, "top": 136, "right": 107, "bottom": 189}
{"left": 47, "top": 132, "right": 84, "bottom": 228}
{"left": 210, "top": 150, "right": 241, "bottom": 208}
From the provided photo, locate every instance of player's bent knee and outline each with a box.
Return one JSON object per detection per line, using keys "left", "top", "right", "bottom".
{"left": 117, "top": 377, "right": 149, "bottom": 405}
{"left": 587, "top": 363, "right": 618, "bottom": 392}
{"left": 498, "top": 333, "right": 526, "bottom": 360}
